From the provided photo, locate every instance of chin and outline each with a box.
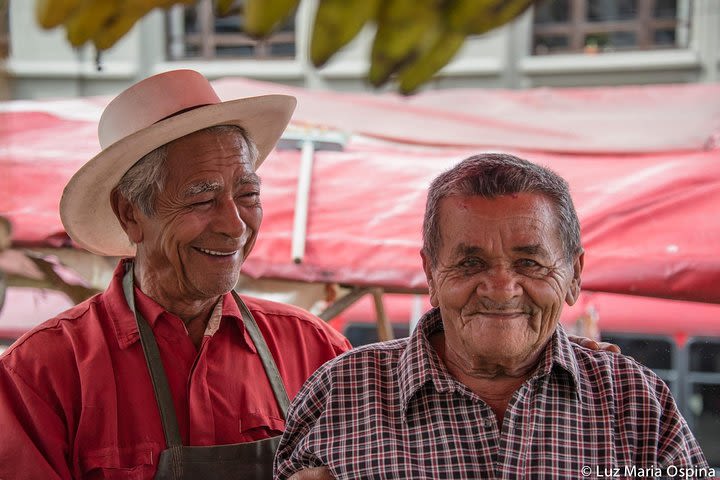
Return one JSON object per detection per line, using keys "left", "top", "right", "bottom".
{"left": 193, "top": 275, "right": 240, "bottom": 297}
{"left": 472, "top": 338, "right": 533, "bottom": 359}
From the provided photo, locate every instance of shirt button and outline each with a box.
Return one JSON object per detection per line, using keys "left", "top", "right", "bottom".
{"left": 483, "top": 418, "right": 493, "bottom": 427}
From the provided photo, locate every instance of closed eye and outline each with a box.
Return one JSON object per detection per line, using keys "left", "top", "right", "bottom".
{"left": 190, "top": 199, "right": 213, "bottom": 208}
{"left": 516, "top": 258, "right": 541, "bottom": 268}
{"left": 235, "top": 191, "right": 260, "bottom": 205}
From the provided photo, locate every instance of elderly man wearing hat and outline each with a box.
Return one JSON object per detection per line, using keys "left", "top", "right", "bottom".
{"left": 0, "top": 70, "right": 351, "bottom": 479}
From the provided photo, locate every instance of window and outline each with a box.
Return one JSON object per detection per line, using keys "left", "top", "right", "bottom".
{"left": 0, "top": 0, "right": 9, "bottom": 59}
{"left": 532, "top": 0, "right": 691, "bottom": 55}
{"left": 166, "top": 0, "right": 296, "bottom": 60}
{"left": 687, "top": 338, "right": 720, "bottom": 467}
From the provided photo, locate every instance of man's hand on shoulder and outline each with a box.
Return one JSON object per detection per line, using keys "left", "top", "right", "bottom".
{"left": 568, "top": 334, "right": 621, "bottom": 354}
{"left": 289, "top": 467, "right": 334, "bottom": 480}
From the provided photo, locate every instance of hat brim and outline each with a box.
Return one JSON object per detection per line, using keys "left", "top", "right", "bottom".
{"left": 60, "top": 94, "right": 296, "bottom": 257}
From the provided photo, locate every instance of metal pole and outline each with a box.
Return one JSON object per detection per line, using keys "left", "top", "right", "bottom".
{"left": 291, "top": 138, "right": 315, "bottom": 263}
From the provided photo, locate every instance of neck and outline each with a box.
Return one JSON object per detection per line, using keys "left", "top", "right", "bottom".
{"left": 431, "top": 333, "right": 541, "bottom": 423}
{"left": 131, "top": 260, "right": 218, "bottom": 327}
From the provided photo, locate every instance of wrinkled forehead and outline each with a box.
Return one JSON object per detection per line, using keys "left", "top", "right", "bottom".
{"left": 441, "top": 193, "right": 558, "bottom": 223}
{"left": 161, "top": 130, "right": 258, "bottom": 188}
{"left": 438, "top": 193, "right": 564, "bottom": 247}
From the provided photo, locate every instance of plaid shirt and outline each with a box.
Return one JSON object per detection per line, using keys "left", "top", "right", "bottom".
{"left": 275, "top": 308, "right": 709, "bottom": 479}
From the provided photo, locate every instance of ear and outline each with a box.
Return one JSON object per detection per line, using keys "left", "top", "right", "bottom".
{"left": 420, "top": 249, "right": 439, "bottom": 307}
{"left": 565, "top": 250, "right": 584, "bottom": 306}
{"left": 111, "top": 189, "right": 144, "bottom": 244}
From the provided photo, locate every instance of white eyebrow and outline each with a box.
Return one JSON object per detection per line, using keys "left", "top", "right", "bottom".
{"left": 235, "top": 173, "right": 261, "bottom": 188}
{"left": 183, "top": 180, "right": 221, "bottom": 198}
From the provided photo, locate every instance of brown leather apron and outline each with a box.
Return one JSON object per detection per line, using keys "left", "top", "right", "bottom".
{"left": 122, "top": 265, "right": 290, "bottom": 479}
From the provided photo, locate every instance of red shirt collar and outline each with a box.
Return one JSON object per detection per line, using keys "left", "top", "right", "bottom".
{"left": 104, "top": 259, "right": 254, "bottom": 352}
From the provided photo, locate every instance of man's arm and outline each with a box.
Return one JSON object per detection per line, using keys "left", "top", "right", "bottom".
{"left": 274, "top": 363, "right": 336, "bottom": 480}
{"left": 609, "top": 355, "right": 709, "bottom": 473}
{"left": 289, "top": 467, "right": 334, "bottom": 480}
{"left": 0, "top": 362, "right": 72, "bottom": 480}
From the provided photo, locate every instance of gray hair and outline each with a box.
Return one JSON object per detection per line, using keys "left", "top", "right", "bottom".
{"left": 115, "top": 125, "right": 258, "bottom": 216}
{"left": 422, "top": 153, "right": 581, "bottom": 267}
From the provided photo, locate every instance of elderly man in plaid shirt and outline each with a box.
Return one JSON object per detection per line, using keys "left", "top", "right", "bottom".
{"left": 274, "top": 153, "right": 710, "bottom": 480}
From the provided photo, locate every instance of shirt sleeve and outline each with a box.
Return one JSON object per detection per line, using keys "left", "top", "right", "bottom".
{"left": 0, "top": 361, "right": 72, "bottom": 480}
{"left": 612, "top": 354, "right": 710, "bottom": 471}
{"left": 651, "top": 373, "right": 709, "bottom": 470}
{"left": 323, "top": 326, "right": 353, "bottom": 358}
{"left": 274, "top": 361, "right": 336, "bottom": 480}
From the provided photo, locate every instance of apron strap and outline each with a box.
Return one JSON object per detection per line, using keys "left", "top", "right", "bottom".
{"left": 122, "top": 264, "right": 184, "bottom": 449}
{"left": 122, "top": 261, "right": 290, "bottom": 480}
{"left": 232, "top": 291, "right": 291, "bottom": 418}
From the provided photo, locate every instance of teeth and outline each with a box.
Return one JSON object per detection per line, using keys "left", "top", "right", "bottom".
{"left": 198, "top": 247, "right": 235, "bottom": 257}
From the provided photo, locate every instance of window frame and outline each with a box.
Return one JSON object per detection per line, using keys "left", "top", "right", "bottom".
{"left": 532, "top": 0, "right": 690, "bottom": 55}
{"left": 165, "top": 0, "right": 297, "bottom": 61}
{"left": 684, "top": 337, "right": 720, "bottom": 468}
{"left": 0, "top": 0, "right": 9, "bottom": 59}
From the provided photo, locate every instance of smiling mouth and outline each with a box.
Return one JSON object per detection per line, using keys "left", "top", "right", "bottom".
{"left": 466, "top": 311, "right": 529, "bottom": 320}
{"left": 194, "top": 247, "right": 238, "bottom": 257}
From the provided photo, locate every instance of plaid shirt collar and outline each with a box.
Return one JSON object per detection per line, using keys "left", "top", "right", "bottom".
{"left": 398, "top": 307, "right": 582, "bottom": 417}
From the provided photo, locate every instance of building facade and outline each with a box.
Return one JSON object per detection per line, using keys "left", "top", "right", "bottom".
{"left": 1, "top": 0, "right": 719, "bottom": 100}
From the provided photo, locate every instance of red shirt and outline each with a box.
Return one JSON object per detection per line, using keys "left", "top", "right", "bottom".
{"left": 0, "top": 260, "right": 351, "bottom": 479}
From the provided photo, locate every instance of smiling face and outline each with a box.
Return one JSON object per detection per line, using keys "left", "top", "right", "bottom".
{"left": 126, "top": 128, "right": 262, "bottom": 303}
{"left": 422, "top": 193, "right": 583, "bottom": 375}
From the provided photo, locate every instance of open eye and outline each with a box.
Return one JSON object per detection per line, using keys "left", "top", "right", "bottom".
{"left": 237, "top": 191, "right": 259, "bottom": 198}
{"left": 459, "top": 257, "right": 486, "bottom": 269}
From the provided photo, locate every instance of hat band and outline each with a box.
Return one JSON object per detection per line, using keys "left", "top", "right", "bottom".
{"left": 155, "top": 103, "right": 213, "bottom": 124}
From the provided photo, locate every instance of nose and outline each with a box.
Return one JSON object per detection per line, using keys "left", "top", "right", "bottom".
{"left": 213, "top": 196, "right": 247, "bottom": 239}
{"left": 476, "top": 264, "right": 522, "bottom": 303}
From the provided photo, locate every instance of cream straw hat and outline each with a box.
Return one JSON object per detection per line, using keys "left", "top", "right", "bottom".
{"left": 60, "top": 69, "right": 296, "bottom": 256}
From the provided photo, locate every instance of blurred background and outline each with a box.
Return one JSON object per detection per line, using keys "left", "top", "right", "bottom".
{"left": 1, "top": 0, "right": 717, "bottom": 98}
{"left": 1, "top": 0, "right": 719, "bottom": 468}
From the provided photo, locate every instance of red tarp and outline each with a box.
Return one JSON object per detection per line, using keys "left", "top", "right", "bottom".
{"left": 1, "top": 79, "right": 719, "bottom": 304}
{"left": 211, "top": 79, "right": 720, "bottom": 153}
